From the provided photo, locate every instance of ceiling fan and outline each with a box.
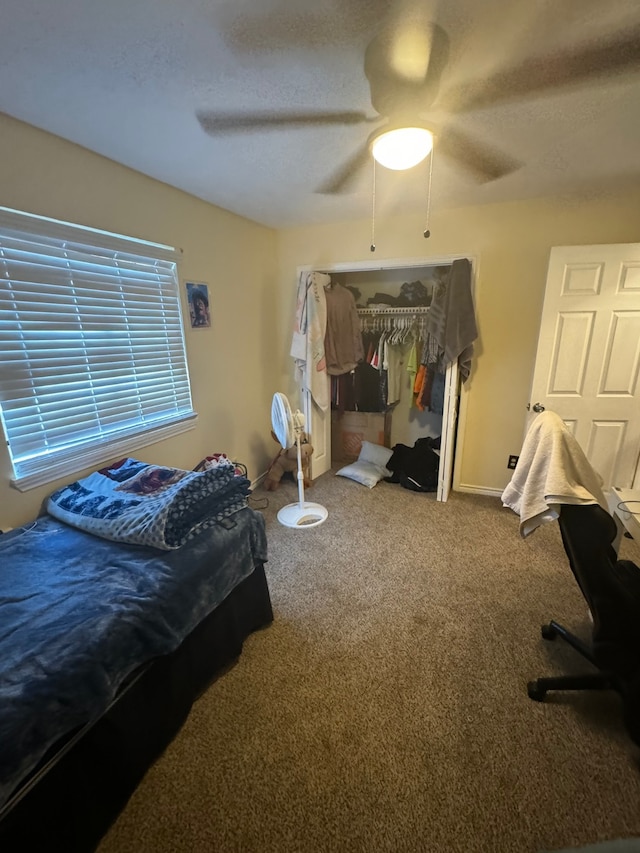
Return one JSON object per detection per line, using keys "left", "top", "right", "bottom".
{"left": 197, "top": 16, "right": 640, "bottom": 194}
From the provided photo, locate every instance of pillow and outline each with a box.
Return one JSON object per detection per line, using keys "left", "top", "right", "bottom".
{"left": 336, "top": 460, "right": 390, "bottom": 489}
{"left": 358, "top": 440, "right": 393, "bottom": 469}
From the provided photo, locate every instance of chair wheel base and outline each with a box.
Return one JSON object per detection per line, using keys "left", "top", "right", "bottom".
{"left": 541, "top": 623, "right": 558, "bottom": 641}
{"left": 528, "top": 680, "right": 547, "bottom": 702}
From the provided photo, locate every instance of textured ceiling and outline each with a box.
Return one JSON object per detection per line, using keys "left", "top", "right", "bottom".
{"left": 2, "top": 0, "right": 640, "bottom": 228}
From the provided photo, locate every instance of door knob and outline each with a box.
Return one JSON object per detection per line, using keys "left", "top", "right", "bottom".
{"left": 527, "top": 402, "right": 545, "bottom": 413}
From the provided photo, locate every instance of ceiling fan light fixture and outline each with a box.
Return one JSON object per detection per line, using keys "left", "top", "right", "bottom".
{"left": 371, "top": 127, "right": 433, "bottom": 171}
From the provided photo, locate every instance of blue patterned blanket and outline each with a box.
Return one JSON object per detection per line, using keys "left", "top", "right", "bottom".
{"left": 0, "top": 506, "right": 268, "bottom": 811}
{"left": 46, "top": 457, "right": 251, "bottom": 550}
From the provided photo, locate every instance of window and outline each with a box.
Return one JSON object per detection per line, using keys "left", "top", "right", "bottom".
{"left": 0, "top": 207, "right": 196, "bottom": 491}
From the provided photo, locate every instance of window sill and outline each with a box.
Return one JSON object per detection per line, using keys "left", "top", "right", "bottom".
{"left": 10, "top": 414, "right": 198, "bottom": 492}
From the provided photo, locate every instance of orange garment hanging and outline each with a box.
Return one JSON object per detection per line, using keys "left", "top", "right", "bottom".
{"left": 413, "top": 364, "right": 427, "bottom": 411}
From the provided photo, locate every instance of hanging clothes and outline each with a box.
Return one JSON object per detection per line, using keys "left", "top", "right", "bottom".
{"left": 331, "top": 372, "right": 356, "bottom": 413}
{"left": 405, "top": 339, "right": 418, "bottom": 392}
{"left": 417, "top": 331, "right": 443, "bottom": 412}
{"left": 376, "top": 331, "right": 389, "bottom": 410}
{"left": 290, "top": 271, "right": 329, "bottom": 411}
{"left": 324, "top": 283, "right": 364, "bottom": 376}
{"left": 385, "top": 342, "right": 404, "bottom": 407}
{"left": 430, "top": 371, "right": 446, "bottom": 415}
{"left": 413, "top": 364, "right": 427, "bottom": 411}
{"left": 425, "top": 257, "right": 477, "bottom": 382}
{"left": 354, "top": 361, "right": 384, "bottom": 412}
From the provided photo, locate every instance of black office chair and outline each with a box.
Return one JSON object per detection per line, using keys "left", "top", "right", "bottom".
{"left": 528, "top": 502, "right": 640, "bottom": 745}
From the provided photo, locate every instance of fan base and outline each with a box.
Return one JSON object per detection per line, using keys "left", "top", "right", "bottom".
{"left": 277, "top": 501, "right": 328, "bottom": 529}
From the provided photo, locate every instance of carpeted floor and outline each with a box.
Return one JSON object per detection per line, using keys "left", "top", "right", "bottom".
{"left": 99, "top": 472, "right": 640, "bottom": 853}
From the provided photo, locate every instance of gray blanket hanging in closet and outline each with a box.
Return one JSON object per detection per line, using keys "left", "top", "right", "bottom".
{"left": 425, "top": 258, "right": 477, "bottom": 382}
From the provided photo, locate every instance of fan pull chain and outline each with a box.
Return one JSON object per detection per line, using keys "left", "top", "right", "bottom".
{"left": 424, "top": 149, "right": 434, "bottom": 239}
{"left": 370, "top": 158, "right": 376, "bottom": 252}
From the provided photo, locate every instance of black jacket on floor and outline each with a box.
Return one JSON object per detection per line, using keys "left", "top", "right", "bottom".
{"left": 385, "top": 437, "right": 440, "bottom": 492}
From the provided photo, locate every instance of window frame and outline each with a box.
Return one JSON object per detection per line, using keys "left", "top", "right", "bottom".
{"left": 0, "top": 206, "right": 197, "bottom": 491}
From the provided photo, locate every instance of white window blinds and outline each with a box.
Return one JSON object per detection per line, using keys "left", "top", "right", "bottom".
{"left": 0, "top": 207, "right": 196, "bottom": 490}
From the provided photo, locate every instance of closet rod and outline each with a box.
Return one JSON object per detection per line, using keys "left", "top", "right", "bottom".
{"left": 357, "top": 306, "right": 429, "bottom": 315}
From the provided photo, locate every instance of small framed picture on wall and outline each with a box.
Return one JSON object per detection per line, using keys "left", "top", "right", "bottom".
{"left": 186, "top": 281, "right": 211, "bottom": 329}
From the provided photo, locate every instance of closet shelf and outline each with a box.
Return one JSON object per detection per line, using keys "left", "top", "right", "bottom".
{"left": 356, "top": 306, "right": 429, "bottom": 315}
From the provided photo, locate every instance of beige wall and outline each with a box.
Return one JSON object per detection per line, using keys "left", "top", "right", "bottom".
{"left": 3, "top": 111, "right": 639, "bottom": 525}
{"left": 0, "top": 114, "right": 279, "bottom": 528}
{"left": 275, "top": 189, "right": 640, "bottom": 495}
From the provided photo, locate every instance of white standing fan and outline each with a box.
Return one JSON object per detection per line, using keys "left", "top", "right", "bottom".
{"left": 271, "top": 392, "right": 328, "bottom": 529}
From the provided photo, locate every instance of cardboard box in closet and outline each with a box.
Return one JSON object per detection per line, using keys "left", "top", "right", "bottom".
{"left": 331, "top": 411, "right": 392, "bottom": 463}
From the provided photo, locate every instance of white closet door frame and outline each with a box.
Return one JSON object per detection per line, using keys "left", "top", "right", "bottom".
{"left": 296, "top": 254, "right": 475, "bottom": 500}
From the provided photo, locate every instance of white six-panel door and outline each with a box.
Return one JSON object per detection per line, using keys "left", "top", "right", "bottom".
{"left": 529, "top": 244, "right": 640, "bottom": 490}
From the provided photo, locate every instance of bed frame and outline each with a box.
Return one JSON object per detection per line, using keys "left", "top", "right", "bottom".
{"left": 0, "top": 560, "right": 273, "bottom": 852}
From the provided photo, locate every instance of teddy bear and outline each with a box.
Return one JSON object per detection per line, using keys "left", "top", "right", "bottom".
{"left": 264, "top": 431, "right": 313, "bottom": 491}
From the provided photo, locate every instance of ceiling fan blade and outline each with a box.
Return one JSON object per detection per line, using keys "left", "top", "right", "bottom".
{"left": 315, "top": 140, "right": 373, "bottom": 194}
{"left": 441, "top": 26, "right": 640, "bottom": 113}
{"left": 436, "top": 127, "right": 520, "bottom": 182}
{"left": 197, "top": 110, "right": 377, "bottom": 134}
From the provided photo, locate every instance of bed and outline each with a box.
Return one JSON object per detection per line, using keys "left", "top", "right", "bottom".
{"left": 0, "top": 459, "right": 273, "bottom": 852}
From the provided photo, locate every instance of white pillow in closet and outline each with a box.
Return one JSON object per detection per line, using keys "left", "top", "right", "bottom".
{"left": 358, "top": 440, "right": 393, "bottom": 469}
{"left": 335, "top": 442, "right": 393, "bottom": 489}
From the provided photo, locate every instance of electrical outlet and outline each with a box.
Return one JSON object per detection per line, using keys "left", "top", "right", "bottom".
{"left": 507, "top": 455, "right": 519, "bottom": 469}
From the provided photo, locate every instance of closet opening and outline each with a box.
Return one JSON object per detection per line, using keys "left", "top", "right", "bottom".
{"left": 297, "top": 256, "right": 475, "bottom": 503}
